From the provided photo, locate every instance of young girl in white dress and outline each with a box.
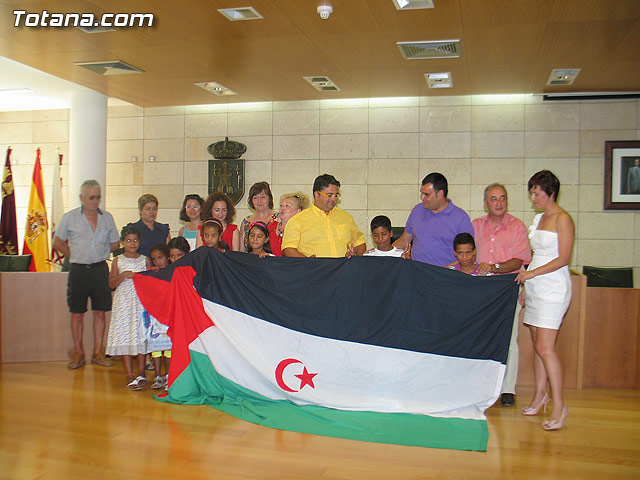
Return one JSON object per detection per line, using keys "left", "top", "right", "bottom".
{"left": 106, "top": 225, "right": 152, "bottom": 390}
{"left": 516, "top": 170, "right": 574, "bottom": 431}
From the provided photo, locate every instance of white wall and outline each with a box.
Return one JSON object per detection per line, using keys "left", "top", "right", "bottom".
{"left": 1, "top": 94, "right": 639, "bottom": 280}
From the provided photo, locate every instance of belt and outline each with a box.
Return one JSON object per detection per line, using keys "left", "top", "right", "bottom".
{"left": 72, "top": 261, "right": 106, "bottom": 268}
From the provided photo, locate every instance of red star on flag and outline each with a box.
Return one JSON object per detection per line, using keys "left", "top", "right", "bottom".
{"left": 295, "top": 366, "right": 317, "bottom": 390}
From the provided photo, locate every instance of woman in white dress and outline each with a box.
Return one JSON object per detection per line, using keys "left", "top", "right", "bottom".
{"left": 516, "top": 170, "right": 574, "bottom": 431}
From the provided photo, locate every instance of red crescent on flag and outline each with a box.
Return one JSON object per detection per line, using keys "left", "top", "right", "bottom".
{"left": 275, "top": 358, "right": 302, "bottom": 392}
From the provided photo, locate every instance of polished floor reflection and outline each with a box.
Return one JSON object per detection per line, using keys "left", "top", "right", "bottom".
{"left": 1, "top": 361, "right": 639, "bottom": 480}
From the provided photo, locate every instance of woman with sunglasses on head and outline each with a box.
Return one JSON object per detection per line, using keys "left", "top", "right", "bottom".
{"left": 178, "top": 194, "right": 204, "bottom": 252}
{"left": 269, "top": 192, "right": 309, "bottom": 256}
{"left": 239, "top": 181, "right": 278, "bottom": 252}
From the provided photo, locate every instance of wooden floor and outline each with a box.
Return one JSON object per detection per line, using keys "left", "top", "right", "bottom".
{"left": 1, "top": 362, "right": 639, "bottom": 480}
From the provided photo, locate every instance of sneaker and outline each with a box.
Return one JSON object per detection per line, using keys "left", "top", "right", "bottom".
{"left": 151, "top": 376, "right": 165, "bottom": 389}
{"left": 67, "top": 353, "right": 85, "bottom": 369}
{"left": 136, "top": 375, "right": 147, "bottom": 387}
{"left": 91, "top": 353, "right": 113, "bottom": 367}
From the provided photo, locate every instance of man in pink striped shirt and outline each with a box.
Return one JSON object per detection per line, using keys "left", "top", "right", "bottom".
{"left": 472, "top": 183, "right": 531, "bottom": 407}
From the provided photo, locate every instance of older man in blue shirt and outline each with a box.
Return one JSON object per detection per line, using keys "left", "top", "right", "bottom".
{"left": 53, "top": 179, "right": 120, "bottom": 369}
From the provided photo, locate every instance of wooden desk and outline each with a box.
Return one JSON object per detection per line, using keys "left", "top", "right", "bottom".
{"left": 0, "top": 272, "right": 110, "bottom": 363}
{"left": 582, "top": 286, "right": 640, "bottom": 389}
{"left": 516, "top": 272, "right": 640, "bottom": 390}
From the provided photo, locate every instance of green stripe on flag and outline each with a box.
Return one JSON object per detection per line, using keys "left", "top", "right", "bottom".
{"left": 157, "top": 351, "right": 489, "bottom": 451}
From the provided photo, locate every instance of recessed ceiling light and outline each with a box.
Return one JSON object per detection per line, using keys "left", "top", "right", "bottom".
{"left": 218, "top": 7, "right": 263, "bottom": 21}
{"left": 547, "top": 69, "right": 580, "bottom": 86}
{"left": 425, "top": 72, "right": 452, "bottom": 89}
{"left": 392, "top": 0, "right": 435, "bottom": 10}
{"left": 194, "top": 81, "right": 238, "bottom": 96}
{"left": 0, "top": 88, "right": 34, "bottom": 94}
{"left": 303, "top": 76, "right": 340, "bottom": 91}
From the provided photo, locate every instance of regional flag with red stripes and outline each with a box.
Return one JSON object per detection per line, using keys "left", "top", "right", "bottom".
{"left": 134, "top": 248, "right": 517, "bottom": 451}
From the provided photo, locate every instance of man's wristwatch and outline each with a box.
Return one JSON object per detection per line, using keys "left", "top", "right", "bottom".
{"left": 494, "top": 263, "right": 501, "bottom": 272}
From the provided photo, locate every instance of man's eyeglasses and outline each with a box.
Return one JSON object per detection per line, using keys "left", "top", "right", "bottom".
{"left": 317, "top": 191, "right": 340, "bottom": 199}
{"left": 87, "top": 195, "right": 101, "bottom": 201}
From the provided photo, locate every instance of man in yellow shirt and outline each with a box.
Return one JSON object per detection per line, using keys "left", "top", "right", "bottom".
{"left": 282, "top": 174, "right": 366, "bottom": 258}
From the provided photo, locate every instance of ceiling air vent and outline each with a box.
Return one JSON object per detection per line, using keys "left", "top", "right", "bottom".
{"left": 74, "top": 60, "right": 144, "bottom": 75}
{"left": 547, "top": 69, "right": 580, "bottom": 86}
{"left": 397, "top": 40, "right": 461, "bottom": 60}
{"left": 303, "top": 76, "right": 340, "bottom": 92}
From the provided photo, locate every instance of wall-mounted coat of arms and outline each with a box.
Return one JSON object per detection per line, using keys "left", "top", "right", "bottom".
{"left": 207, "top": 137, "right": 246, "bottom": 205}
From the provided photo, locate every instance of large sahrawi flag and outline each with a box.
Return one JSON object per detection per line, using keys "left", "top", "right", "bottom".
{"left": 134, "top": 248, "right": 518, "bottom": 451}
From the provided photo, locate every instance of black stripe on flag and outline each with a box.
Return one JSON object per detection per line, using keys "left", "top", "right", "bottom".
{"left": 146, "top": 248, "right": 518, "bottom": 363}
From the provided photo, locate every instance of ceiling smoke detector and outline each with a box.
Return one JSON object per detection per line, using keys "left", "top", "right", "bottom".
{"left": 547, "top": 69, "right": 581, "bottom": 86}
{"left": 317, "top": 5, "right": 333, "bottom": 19}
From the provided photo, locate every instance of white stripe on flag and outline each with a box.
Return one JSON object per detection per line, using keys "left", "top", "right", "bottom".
{"left": 190, "top": 299, "right": 504, "bottom": 421}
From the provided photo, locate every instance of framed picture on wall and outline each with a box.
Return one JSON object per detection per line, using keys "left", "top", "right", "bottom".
{"left": 604, "top": 140, "right": 640, "bottom": 210}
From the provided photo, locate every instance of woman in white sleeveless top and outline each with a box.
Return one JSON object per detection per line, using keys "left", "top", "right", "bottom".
{"left": 516, "top": 170, "right": 574, "bottom": 431}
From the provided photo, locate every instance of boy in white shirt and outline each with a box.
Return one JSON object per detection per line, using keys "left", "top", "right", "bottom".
{"left": 364, "top": 215, "right": 410, "bottom": 258}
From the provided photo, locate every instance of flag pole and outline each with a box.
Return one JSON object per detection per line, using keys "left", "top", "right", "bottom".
{"left": 50, "top": 146, "right": 66, "bottom": 270}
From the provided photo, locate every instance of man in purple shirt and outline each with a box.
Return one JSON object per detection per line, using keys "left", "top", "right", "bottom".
{"left": 393, "top": 172, "right": 473, "bottom": 267}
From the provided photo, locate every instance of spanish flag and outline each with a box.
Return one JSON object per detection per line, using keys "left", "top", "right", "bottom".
{"left": 23, "top": 148, "right": 49, "bottom": 272}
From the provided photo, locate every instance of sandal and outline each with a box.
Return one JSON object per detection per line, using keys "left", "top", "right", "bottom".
{"left": 67, "top": 353, "right": 85, "bottom": 370}
{"left": 91, "top": 353, "right": 113, "bottom": 367}
{"left": 127, "top": 376, "right": 144, "bottom": 391}
{"left": 151, "top": 376, "right": 165, "bottom": 389}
